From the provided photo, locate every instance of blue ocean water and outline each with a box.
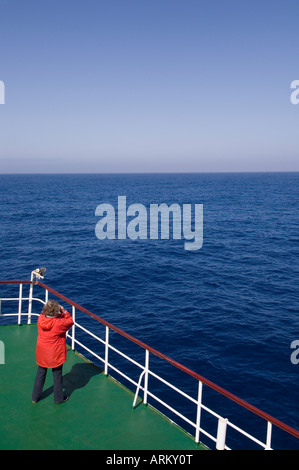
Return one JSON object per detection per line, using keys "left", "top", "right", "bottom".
{"left": 0, "top": 172, "right": 298, "bottom": 449}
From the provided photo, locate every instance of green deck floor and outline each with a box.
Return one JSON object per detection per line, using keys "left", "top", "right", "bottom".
{"left": 0, "top": 324, "right": 208, "bottom": 450}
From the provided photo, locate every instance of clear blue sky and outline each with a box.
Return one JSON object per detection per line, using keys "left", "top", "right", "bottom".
{"left": 0, "top": 0, "right": 298, "bottom": 172}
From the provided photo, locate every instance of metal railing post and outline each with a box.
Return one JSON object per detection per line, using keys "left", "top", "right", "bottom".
{"left": 195, "top": 381, "right": 203, "bottom": 443}
{"left": 28, "top": 282, "right": 33, "bottom": 324}
{"left": 265, "top": 421, "right": 272, "bottom": 450}
{"left": 105, "top": 326, "right": 109, "bottom": 375}
{"left": 71, "top": 306, "right": 75, "bottom": 350}
{"left": 143, "top": 349, "right": 149, "bottom": 405}
{"left": 18, "top": 283, "right": 23, "bottom": 325}
{"left": 133, "top": 371, "right": 145, "bottom": 409}
{"left": 216, "top": 417, "right": 228, "bottom": 450}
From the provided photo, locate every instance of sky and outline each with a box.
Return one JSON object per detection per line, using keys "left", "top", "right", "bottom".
{"left": 0, "top": 0, "right": 298, "bottom": 173}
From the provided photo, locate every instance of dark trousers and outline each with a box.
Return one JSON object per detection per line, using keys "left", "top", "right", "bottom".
{"left": 32, "top": 365, "right": 64, "bottom": 403}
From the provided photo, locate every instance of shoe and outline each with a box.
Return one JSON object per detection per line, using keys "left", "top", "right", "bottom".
{"left": 55, "top": 395, "right": 69, "bottom": 404}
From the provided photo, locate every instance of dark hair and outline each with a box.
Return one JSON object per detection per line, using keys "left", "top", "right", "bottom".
{"left": 41, "top": 300, "right": 61, "bottom": 317}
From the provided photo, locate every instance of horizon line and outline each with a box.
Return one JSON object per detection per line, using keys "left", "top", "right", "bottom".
{"left": 0, "top": 170, "right": 298, "bottom": 176}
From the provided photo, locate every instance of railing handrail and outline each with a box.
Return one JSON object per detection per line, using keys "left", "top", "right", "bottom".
{"left": 1, "top": 279, "right": 299, "bottom": 443}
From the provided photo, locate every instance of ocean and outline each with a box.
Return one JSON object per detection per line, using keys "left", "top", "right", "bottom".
{"left": 0, "top": 172, "right": 298, "bottom": 449}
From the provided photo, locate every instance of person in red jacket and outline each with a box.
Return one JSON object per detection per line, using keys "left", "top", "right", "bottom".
{"left": 32, "top": 300, "right": 74, "bottom": 404}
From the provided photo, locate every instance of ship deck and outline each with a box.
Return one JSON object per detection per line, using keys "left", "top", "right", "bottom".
{"left": 0, "top": 324, "right": 208, "bottom": 450}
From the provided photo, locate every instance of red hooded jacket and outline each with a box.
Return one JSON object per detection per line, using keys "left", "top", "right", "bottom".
{"left": 36, "top": 309, "right": 74, "bottom": 368}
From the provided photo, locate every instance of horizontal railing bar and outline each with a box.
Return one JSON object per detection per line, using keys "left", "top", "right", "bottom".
{"left": 107, "top": 343, "right": 144, "bottom": 370}
{"left": 105, "top": 363, "right": 139, "bottom": 388}
{"left": 72, "top": 337, "right": 140, "bottom": 390}
{"left": 145, "top": 389, "right": 197, "bottom": 429}
{"left": 144, "top": 389, "right": 230, "bottom": 449}
{"left": 75, "top": 322, "right": 145, "bottom": 370}
{"left": 148, "top": 369, "right": 198, "bottom": 405}
{"left": 0, "top": 297, "right": 44, "bottom": 304}
{"left": 0, "top": 281, "right": 33, "bottom": 285}
{"left": 197, "top": 428, "right": 219, "bottom": 446}
{"left": 72, "top": 338, "right": 105, "bottom": 365}
{"left": 227, "top": 420, "right": 270, "bottom": 449}
{"left": 0, "top": 313, "right": 39, "bottom": 317}
{"left": 200, "top": 402, "right": 223, "bottom": 420}
{"left": 74, "top": 322, "right": 106, "bottom": 345}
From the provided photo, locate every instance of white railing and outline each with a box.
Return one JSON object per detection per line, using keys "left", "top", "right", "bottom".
{"left": 1, "top": 279, "right": 299, "bottom": 450}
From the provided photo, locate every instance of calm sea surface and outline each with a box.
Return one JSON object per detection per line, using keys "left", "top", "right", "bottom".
{"left": 0, "top": 172, "right": 298, "bottom": 449}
